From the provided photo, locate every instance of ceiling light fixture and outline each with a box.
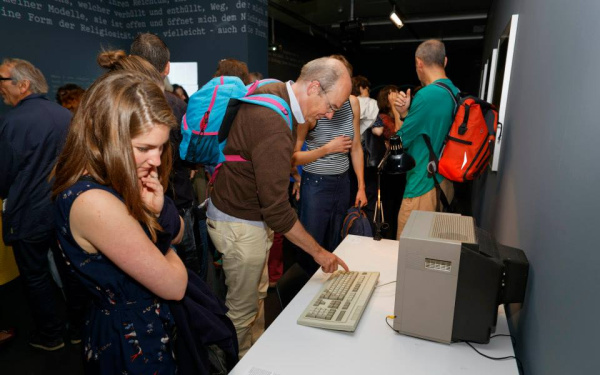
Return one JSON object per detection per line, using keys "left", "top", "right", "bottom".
{"left": 268, "top": 17, "right": 282, "bottom": 52}
{"left": 390, "top": 5, "right": 403, "bottom": 29}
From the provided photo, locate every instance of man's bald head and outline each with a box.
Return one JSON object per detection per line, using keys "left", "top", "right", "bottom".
{"left": 297, "top": 57, "right": 351, "bottom": 94}
{"left": 415, "top": 39, "right": 446, "bottom": 68}
{"left": 294, "top": 57, "right": 352, "bottom": 122}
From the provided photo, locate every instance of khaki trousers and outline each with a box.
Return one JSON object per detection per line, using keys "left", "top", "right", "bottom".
{"left": 206, "top": 219, "right": 273, "bottom": 358}
{"left": 396, "top": 179, "right": 454, "bottom": 239}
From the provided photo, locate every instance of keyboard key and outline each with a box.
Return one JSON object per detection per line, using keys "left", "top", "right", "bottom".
{"left": 298, "top": 271, "right": 380, "bottom": 331}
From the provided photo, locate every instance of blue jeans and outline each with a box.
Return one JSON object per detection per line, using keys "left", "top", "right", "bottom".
{"left": 297, "top": 171, "right": 350, "bottom": 274}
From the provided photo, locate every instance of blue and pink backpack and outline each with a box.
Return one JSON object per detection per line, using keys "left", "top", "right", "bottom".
{"left": 179, "top": 76, "right": 292, "bottom": 172}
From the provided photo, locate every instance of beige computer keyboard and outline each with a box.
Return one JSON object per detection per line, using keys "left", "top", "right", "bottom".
{"left": 297, "top": 270, "right": 380, "bottom": 332}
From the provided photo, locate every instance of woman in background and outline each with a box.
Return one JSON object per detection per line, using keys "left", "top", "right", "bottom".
{"left": 372, "top": 85, "right": 402, "bottom": 139}
{"left": 352, "top": 75, "right": 379, "bottom": 136}
{"left": 214, "top": 58, "right": 250, "bottom": 84}
{"left": 172, "top": 84, "right": 189, "bottom": 103}
{"left": 370, "top": 85, "right": 406, "bottom": 239}
{"left": 52, "top": 67, "right": 186, "bottom": 375}
{"left": 56, "top": 83, "right": 85, "bottom": 113}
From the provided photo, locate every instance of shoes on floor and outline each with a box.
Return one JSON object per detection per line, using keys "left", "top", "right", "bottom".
{"left": 29, "top": 332, "right": 65, "bottom": 351}
{"left": 68, "top": 326, "right": 82, "bottom": 345}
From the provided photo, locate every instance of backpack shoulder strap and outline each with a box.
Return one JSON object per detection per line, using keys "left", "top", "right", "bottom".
{"left": 245, "top": 78, "right": 283, "bottom": 95}
{"left": 254, "top": 78, "right": 281, "bottom": 88}
{"left": 433, "top": 82, "right": 460, "bottom": 115}
{"left": 238, "top": 94, "right": 293, "bottom": 130}
{"left": 240, "top": 79, "right": 293, "bottom": 129}
{"left": 421, "top": 134, "right": 439, "bottom": 174}
{"left": 434, "top": 82, "right": 472, "bottom": 135}
{"left": 421, "top": 134, "right": 451, "bottom": 211}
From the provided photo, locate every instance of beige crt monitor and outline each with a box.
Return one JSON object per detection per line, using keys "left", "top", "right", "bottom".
{"left": 393, "top": 210, "right": 476, "bottom": 344}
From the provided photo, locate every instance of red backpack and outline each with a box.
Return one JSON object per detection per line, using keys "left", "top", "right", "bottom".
{"left": 422, "top": 82, "right": 500, "bottom": 210}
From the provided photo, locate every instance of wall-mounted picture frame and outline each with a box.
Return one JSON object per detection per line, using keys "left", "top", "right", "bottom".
{"left": 479, "top": 59, "right": 489, "bottom": 99}
{"left": 486, "top": 48, "right": 499, "bottom": 104}
{"left": 490, "top": 14, "right": 519, "bottom": 172}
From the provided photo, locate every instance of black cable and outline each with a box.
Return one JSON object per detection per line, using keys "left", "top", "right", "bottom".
{"left": 385, "top": 316, "right": 524, "bottom": 374}
{"left": 385, "top": 316, "right": 399, "bottom": 333}
{"left": 463, "top": 340, "right": 514, "bottom": 360}
{"left": 376, "top": 280, "right": 396, "bottom": 288}
{"left": 463, "top": 339, "right": 524, "bottom": 375}
{"left": 491, "top": 333, "right": 516, "bottom": 345}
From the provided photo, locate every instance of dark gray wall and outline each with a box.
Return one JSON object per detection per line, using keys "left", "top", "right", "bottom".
{"left": 0, "top": 0, "right": 267, "bottom": 114}
{"left": 475, "top": 0, "right": 600, "bottom": 374}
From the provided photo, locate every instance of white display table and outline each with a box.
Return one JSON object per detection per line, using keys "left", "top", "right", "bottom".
{"left": 230, "top": 235, "right": 519, "bottom": 375}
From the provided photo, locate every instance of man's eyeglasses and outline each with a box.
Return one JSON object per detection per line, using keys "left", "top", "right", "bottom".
{"left": 0, "top": 76, "right": 12, "bottom": 81}
{"left": 317, "top": 82, "right": 337, "bottom": 114}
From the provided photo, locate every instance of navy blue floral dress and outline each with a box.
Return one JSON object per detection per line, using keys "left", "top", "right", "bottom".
{"left": 54, "top": 179, "right": 179, "bottom": 375}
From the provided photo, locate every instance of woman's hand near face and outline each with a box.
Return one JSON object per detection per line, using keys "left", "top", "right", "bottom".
{"left": 140, "top": 167, "right": 164, "bottom": 216}
{"left": 389, "top": 91, "right": 400, "bottom": 116}
{"left": 388, "top": 91, "right": 397, "bottom": 107}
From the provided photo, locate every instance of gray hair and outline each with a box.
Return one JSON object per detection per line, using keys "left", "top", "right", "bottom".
{"left": 3, "top": 58, "right": 48, "bottom": 94}
{"left": 415, "top": 39, "right": 446, "bottom": 68}
{"left": 297, "top": 57, "right": 347, "bottom": 93}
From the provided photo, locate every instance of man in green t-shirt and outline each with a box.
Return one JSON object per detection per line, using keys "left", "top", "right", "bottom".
{"left": 393, "top": 39, "right": 458, "bottom": 238}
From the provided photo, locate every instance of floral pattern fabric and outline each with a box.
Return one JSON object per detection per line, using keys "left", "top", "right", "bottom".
{"left": 54, "top": 180, "right": 177, "bottom": 375}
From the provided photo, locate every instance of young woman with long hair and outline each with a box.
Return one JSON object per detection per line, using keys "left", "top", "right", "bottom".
{"left": 52, "top": 69, "right": 186, "bottom": 375}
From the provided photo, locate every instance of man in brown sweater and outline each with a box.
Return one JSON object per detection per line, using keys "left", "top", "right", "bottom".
{"left": 207, "top": 57, "right": 352, "bottom": 357}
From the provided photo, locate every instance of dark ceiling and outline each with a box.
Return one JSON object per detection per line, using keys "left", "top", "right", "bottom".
{"left": 267, "top": 0, "right": 494, "bottom": 93}
{"left": 268, "top": 0, "right": 493, "bottom": 49}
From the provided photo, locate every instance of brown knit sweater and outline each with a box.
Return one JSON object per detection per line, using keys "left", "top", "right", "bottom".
{"left": 210, "top": 82, "right": 299, "bottom": 234}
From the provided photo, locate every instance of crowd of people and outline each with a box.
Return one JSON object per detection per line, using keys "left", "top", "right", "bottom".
{"left": 0, "top": 34, "right": 458, "bottom": 374}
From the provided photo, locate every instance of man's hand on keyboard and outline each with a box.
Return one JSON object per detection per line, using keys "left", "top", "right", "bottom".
{"left": 283, "top": 221, "right": 349, "bottom": 273}
{"left": 313, "top": 249, "right": 349, "bottom": 273}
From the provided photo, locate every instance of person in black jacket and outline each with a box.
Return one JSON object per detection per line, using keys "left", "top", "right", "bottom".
{"left": 130, "top": 33, "right": 208, "bottom": 280}
{"left": 0, "top": 58, "right": 85, "bottom": 350}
